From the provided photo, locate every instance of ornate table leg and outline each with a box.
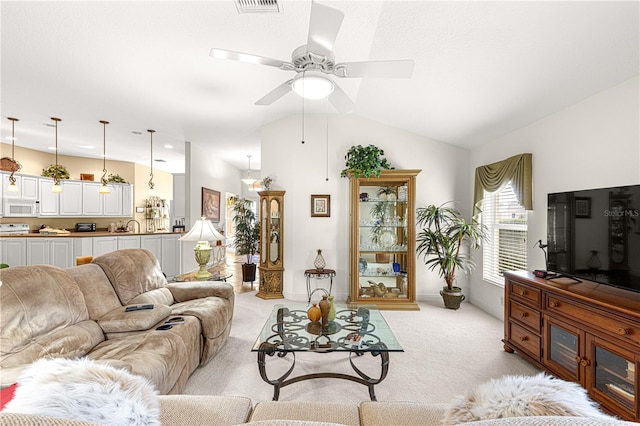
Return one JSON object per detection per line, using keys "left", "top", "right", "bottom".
{"left": 257, "top": 341, "right": 296, "bottom": 401}
{"left": 348, "top": 342, "right": 389, "bottom": 401}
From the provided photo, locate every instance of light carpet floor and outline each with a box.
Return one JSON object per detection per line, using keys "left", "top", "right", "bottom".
{"left": 183, "top": 292, "right": 540, "bottom": 405}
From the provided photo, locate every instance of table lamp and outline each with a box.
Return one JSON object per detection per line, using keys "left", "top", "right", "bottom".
{"left": 180, "top": 216, "right": 224, "bottom": 281}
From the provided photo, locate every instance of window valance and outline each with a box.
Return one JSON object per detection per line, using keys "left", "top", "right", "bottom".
{"left": 473, "top": 153, "right": 532, "bottom": 219}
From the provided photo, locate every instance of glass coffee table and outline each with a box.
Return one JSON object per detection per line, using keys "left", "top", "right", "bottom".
{"left": 252, "top": 303, "right": 403, "bottom": 401}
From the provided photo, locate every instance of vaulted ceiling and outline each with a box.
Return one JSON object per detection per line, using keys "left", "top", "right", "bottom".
{"left": 1, "top": 1, "right": 638, "bottom": 174}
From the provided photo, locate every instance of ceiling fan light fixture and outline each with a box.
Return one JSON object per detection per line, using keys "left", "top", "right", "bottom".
{"left": 291, "top": 73, "right": 334, "bottom": 100}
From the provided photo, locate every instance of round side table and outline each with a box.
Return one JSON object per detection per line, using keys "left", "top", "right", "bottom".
{"left": 304, "top": 269, "right": 336, "bottom": 303}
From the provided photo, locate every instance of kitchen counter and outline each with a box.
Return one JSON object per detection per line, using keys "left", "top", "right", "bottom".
{"left": 1, "top": 231, "right": 186, "bottom": 237}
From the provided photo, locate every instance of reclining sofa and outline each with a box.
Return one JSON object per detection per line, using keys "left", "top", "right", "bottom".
{"left": 0, "top": 248, "right": 234, "bottom": 394}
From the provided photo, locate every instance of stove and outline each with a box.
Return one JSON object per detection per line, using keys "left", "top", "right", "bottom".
{"left": 0, "top": 224, "right": 30, "bottom": 235}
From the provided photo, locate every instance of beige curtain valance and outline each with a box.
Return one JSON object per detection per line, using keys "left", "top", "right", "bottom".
{"left": 473, "top": 153, "right": 532, "bottom": 219}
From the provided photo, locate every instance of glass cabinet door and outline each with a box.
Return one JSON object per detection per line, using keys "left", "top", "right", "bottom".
{"left": 349, "top": 170, "right": 420, "bottom": 310}
{"left": 543, "top": 316, "right": 581, "bottom": 382}
{"left": 358, "top": 183, "right": 409, "bottom": 299}
{"left": 587, "top": 335, "right": 637, "bottom": 415}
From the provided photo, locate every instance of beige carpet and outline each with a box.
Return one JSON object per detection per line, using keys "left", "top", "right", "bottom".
{"left": 183, "top": 292, "right": 540, "bottom": 405}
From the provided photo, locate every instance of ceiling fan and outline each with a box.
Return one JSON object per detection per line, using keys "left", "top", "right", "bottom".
{"left": 209, "top": 1, "right": 414, "bottom": 113}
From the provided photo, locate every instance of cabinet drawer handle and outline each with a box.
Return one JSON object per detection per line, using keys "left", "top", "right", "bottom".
{"left": 575, "top": 356, "right": 582, "bottom": 364}
{"left": 580, "top": 358, "right": 591, "bottom": 367}
{"left": 549, "top": 301, "right": 559, "bottom": 308}
{"left": 518, "top": 290, "right": 527, "bottom": 296}
{"left": 519, "top": 312, "right": 529, "bottom": 318}
{"left": 617, "top": 327, "right": 630, "bottom": 335}
{"left": 519, "top": 336, "right": 529, "bottom": 342}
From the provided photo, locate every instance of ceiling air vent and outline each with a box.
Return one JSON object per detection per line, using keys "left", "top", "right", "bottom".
{"left": 235, "top": 0, "right": 280, "bottom": 14}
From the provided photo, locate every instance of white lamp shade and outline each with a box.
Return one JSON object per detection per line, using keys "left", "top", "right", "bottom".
{"left": 99, "top": 183, "right": 111, "bottom": 194}
{"left": 291, "top": 72, "right": 334, "bottom": 100}
{"left": 180, "top": 217, "right": 224, "bottom": 243}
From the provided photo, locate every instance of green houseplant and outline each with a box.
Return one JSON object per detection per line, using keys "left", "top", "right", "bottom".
{"left": 416, "top": 202, "right": 487, "bottom": 309}
{"left": 231, "top": 197, "right": 260, "bottom": 283}
{"left": 340, "top": 144, "right": 393, "bottom": 178}
{"left": 41, "top": 164, "right": 70, "bottom": 180}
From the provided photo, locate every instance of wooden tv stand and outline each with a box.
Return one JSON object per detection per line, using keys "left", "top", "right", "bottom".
{"left": 503, "top": 271, "right": 640, "bottom": 421}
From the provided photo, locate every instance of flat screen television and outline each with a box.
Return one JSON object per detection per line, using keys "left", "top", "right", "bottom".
{"left": 547, "top": 184, "right": 640, "bottom": 293}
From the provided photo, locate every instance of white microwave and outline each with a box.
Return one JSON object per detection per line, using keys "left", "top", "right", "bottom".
{"left": 3, "top": 200, "right": 39, "bottom": 217}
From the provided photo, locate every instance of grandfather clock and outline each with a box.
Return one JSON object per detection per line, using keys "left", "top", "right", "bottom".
{"left": 257, "top": 190, "right": 285, "bottom": 299}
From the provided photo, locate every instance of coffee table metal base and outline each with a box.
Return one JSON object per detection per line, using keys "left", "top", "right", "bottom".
{"left": 257, "top": 341, "right": 390, "bottom": 401}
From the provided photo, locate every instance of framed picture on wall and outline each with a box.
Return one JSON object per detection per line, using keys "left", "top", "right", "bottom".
{"left": 311, "top": 194, "right": 331, "bottom": 217}
{"left": 202, "top": 187, "right": 221, "bottom": 222}
{"left": 575, "top": 197, "right": 591, "bottom": 218}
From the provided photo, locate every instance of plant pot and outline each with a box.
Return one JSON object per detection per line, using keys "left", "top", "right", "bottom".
{"left": 440, "top": 286, "right": 466, "bottom": 310}
{"left": 242, "top": 263, "right": 257, "bottom": 283}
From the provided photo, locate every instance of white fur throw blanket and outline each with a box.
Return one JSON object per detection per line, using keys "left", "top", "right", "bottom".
{"left": 442, "top": 372, "right": 617, "bottom": 424}
{"left": 2, "top": 358, "right": 160, "bottom": 426}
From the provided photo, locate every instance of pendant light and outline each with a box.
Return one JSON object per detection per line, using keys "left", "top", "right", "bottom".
{"left": 240, "top": 154, "right": 257, "bottom": 185}
{"left": 99, "top": 120, "right": 110, "bottom": 194}
{"left": 6, "top": 117, "right": 20, "bottom": 194}
{"left": 147, "top": 129, "right": 156, "bottom": 195}
{"left": 51, "top": 117, "right": 63, "bottom": 193}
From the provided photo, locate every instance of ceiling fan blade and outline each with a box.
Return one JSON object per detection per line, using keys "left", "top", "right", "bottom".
{"left": 255, "top": 80, "right": 293, "bottom": 105}
{"left": 335, "top": 60, "right": 415, "bottom": 78}
{"left": 209, "top": 48, "right": 290, "bottom": 69}
{"left": 328, "top": 83, "right": 354, "bottom": 113}
{"left": 306, "top": 2, "right": 344, "bottom": 57}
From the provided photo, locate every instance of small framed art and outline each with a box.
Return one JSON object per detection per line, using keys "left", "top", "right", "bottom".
{"left": 311, "top": 194, "right": 330, "bottom": 217}
{"left": 202, "top": 187, "right": 221, "bottom": 222}
{"left": 575, "top": 197, "right": 591, "bottom": 218}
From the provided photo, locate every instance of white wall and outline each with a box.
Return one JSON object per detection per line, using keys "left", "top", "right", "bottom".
{"left": 261, "top": 114, "right": 469, "bottom": 302}
{"left": 181, "top": 141, "right": 243, "bottom": 272}
{"left": 469, "top": 76, "right": 640, "bottom": 319}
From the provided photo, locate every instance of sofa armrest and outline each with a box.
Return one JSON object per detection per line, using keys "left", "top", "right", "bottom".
{"left": 166, "top": 282, "right": 234, "bottom": 303}
{"left": 97, "top": 304, "right": 172, "bottom": 333}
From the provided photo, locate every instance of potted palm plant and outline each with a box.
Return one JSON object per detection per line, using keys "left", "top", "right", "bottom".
{"left": 231, "top": 197, "right": 260, "bottom": 283}
{"left": 416, "top": 202, "right": 487, "bottom": 309}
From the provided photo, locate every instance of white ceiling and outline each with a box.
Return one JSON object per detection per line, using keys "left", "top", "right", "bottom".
{"left": 1, "top": 1, "right": 638, "bottom": 174}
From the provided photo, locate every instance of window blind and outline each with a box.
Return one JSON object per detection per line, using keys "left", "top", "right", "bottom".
{"left": 482, "top": 182, "right": 528, "bottom": 285}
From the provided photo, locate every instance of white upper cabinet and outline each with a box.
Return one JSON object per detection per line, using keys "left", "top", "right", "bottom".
{"left": 82, "top": 182, "right": 103, "bottom": 216}
{"left": 38, "top": 178, "right": 59, "bottom": 216}
{"left": 103, "top": 184, "right": 123, "bottom": 216}
{"left": 59, "top": 180, "right": 83, "bottom": 216}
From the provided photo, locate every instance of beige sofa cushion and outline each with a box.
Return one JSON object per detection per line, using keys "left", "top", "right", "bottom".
{"left": 0, "top": 265, "right": 104, "bottom": 383}
{"left": 359, "top": 401, "right": 448, "bottom": 426}
{"left": 87, "top": 327, "right": 189, "bottom": 395}
{"left": 67, "top": 264, "right": 123, "bottom": 320}
{"left": 159, "top": 395, "right": 252, "bottom": 425}
{"left": 92, "top": 249, "right": 172, "bottom": 305}
{"left": 0, "top": 413, "right": 102, "bottom": 425}
{"left": 250, "top": 401, "right": 360, "bottom": 426}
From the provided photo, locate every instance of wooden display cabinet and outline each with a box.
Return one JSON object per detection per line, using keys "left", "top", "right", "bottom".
{"left": 503, "top": 271, "right": 640, "bottom": 421}
{"left": 257, "top": 190, "right": 285, "bottom": 299}
{"left": 347, "top": 169, "right": 421, "bottom": 310}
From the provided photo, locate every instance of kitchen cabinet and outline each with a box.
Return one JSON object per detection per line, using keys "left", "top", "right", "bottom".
{"left": 504, "top": 271, "right": 640, "bottom": 421}
{"left": 122, "top": 184, "right": 133, "bottom": 217}
{"left": 93, "top": 236, "right": 118, "bottom": 257}
{"left": 117, "top": 235, "right": 140, "bottom": 249}
{"left": 104, "top": 184, "right": 123, "bottom": 216}
{"left": 0, "top": 238, "right": 27, "bottom": 266}
{"left": 82, "top": 182, "right": 103, "bottom": 216}
{"left": 1, "top": 173, "right": 38, "bottom": 201}
{"left": 59, "top": 181, "right": 83, "bottom": 216}
{"left": 26, "top": 238, "right": 74, "bottom": 268}
{"left": 141, "top": 234, "right": 181, "bottom": 279}
{"left": 38, "top": 178, "right": 59, "bottom": 216}
{"left": 348, "top": 169, "right": 421, "bottom": 310}
{"left": 161, "top": 234, "right": 181, "bottom": 279}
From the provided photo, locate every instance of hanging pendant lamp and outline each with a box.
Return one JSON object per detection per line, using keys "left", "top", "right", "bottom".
{"left": 51, "top": 117, "right": 63, "bottom": 193}
{"left": 147, "top": 129, "right": 156, "bottom": 195}
{"left": 6, "top": 117, "right": 20, "bottom": 194}
{"left": 240, "top": 154, "right": 257, "bottom": 185}
{"left": 99, "top": 120, "right": 110, "bottom": 194}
